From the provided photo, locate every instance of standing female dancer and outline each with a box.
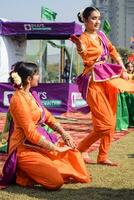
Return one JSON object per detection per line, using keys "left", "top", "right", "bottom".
{"left": 70, "top": 7, "right": 134, "bottom": 166}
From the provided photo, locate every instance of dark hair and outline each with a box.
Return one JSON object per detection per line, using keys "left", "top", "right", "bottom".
{"left": 77, "top": 6, "right": 100, "bottom": 23}
{"left": 9, "top": 61, "right": 39, "bottom": 87}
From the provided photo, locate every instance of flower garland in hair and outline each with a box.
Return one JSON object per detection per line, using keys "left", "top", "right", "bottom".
{"left": 79, "top": 9, "right": 84, "bottom": 22}
{"left": 11, "top": 72, "right": 22, "bottom": 88}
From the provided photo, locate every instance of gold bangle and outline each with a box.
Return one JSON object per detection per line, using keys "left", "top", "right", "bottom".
{"left": 62, "top": 132, "right": 70, "bottom": 141}
{"left": 46, "top": 141, "right": 55, "bottom": 151}
{"left": 38, "top": 136, "right": 55, "bottom": 151}
{"left": 53, "top": 122, "right": 62, "bottom": 132}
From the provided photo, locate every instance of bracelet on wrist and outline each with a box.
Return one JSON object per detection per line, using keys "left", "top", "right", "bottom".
{"left": 46, "top": 142, "right": 55, "bottom": 151}
{"left": 53, "top": 122, "right": 61, "bottom": 132}
{"left": 38, "top": 136, "right": 55, "bottom": 151}
{"left": 62, "top": 132, "right": 70, "bottom": 141}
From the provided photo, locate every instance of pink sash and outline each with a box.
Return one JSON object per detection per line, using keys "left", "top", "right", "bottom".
{"left": 92, "top": 31, "right": 122, "bottom": 82}
{"left": 93, "top": 62, "right": 122, "bottom": 82}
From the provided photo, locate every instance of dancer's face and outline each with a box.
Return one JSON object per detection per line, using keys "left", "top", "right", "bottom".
{"left": 29, "top": 72, "right": 40, "bottom": 87}
{"left": 85, "top": 10, "right": 101, "bottom": 32}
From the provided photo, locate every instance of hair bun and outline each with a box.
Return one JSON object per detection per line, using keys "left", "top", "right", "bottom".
{"left": 78, "top": 9, "right": 84, "bottom": 23}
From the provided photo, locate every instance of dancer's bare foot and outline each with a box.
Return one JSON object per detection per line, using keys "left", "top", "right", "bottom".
{"left": 82, "top": 152, "right": 94, "bottom": 164}
{"left": 97, "top": 159, "right": 118, "bottom": 167}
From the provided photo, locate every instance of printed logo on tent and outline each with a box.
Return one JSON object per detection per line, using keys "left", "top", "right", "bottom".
{"left": 71, "top": 92, "right": 87, "bottom": 108}
{"left": 38, "top": 91, "right": 62, "bottom": 108}
{"left": 24, "top": 24, "right": 52, "bottom": 31}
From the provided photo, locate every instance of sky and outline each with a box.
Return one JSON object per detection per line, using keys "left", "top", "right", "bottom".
{"left": 0, "top": 0, "right": 92, "bottom": 23}
{"left": 0, "top": 0, "right": 92, "bottom": 56}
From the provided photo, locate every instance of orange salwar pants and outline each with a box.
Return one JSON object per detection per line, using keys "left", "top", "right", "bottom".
{"left": 16, "top": 146, "right": 91, "bottom": 190}
{"left": 77, "top": 80, "right": 118, "bottom": 162}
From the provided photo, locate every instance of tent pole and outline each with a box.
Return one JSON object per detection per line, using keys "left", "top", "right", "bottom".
{"left": 69, "top": 43, "right": 74, "bottom": 83}
{"left": 39, "top": 39, "right": 43, "bottom": 82}
{"left": 60, "top": 40, "right": 65, "bottom": 83}
{"left": 42, "top": 42, "right": 47, "bottom": 82}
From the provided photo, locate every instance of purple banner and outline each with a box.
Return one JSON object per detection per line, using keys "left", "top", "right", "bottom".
{"left": 0, "top": 21, "right": 82, "bottom": 39}
{"left": 0, "top": 83, "right": 88, "bottom": 115}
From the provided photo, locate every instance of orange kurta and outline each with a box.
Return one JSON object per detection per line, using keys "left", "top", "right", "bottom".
{"left": 9, "top": 90, "right": 91, "bottom": 190}
{"left": 78, "top": 32, "right": 121, "bottom": 75}
{"left": 79, "top": 32, "right": 134, "bottom": 92}
{"left": 77, "top": 31, "right": 134, "bottom": 162}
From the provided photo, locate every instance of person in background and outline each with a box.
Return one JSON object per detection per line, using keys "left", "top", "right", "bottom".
{"left": 115, "top": 90, "right": 129, "bottom": 131}
{"left": 125, "top": 61, "right": 134, "bottom": 127}
{"left": 126, "top": 61, "right": 134, "bottom": 80}
{"left": 63, "top": 59, "right": 70, "bottom": 83}
{"left": 70, "top": 6, "right": 134, "bottom": 166}
{"left": 0, "top": 61, "right": 91, "bottom": 190}
{"left": 116, "top": 61, "right": 134, "bottom": 131}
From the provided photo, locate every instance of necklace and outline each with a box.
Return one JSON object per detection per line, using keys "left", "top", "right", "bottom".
{"left": 86, "top": 31, "right": 101, "bottom": 45}
{"left": 85, "top": 31, "right": 97, "bottom": 37}
{"left": 28, "top": 92, "right": 43, "bottom": 113}
{"left": 28, "top": 92, "right": 38, "bottom": 104}
{"left": 20, "top": 90, "right": 37, "bottom": 104}
{"left": 90, "top": 34, "right": 98, "bottom": 40}
{"left": 19, "top": 89, "right": 43, "bottom": 114}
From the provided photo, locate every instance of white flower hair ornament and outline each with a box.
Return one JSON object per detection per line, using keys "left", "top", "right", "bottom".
{"left": 79, "top": 9, "right": 84, "bottom": 22}
{"left": 11, "top": 72, "right": 22, "bottom": 88}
